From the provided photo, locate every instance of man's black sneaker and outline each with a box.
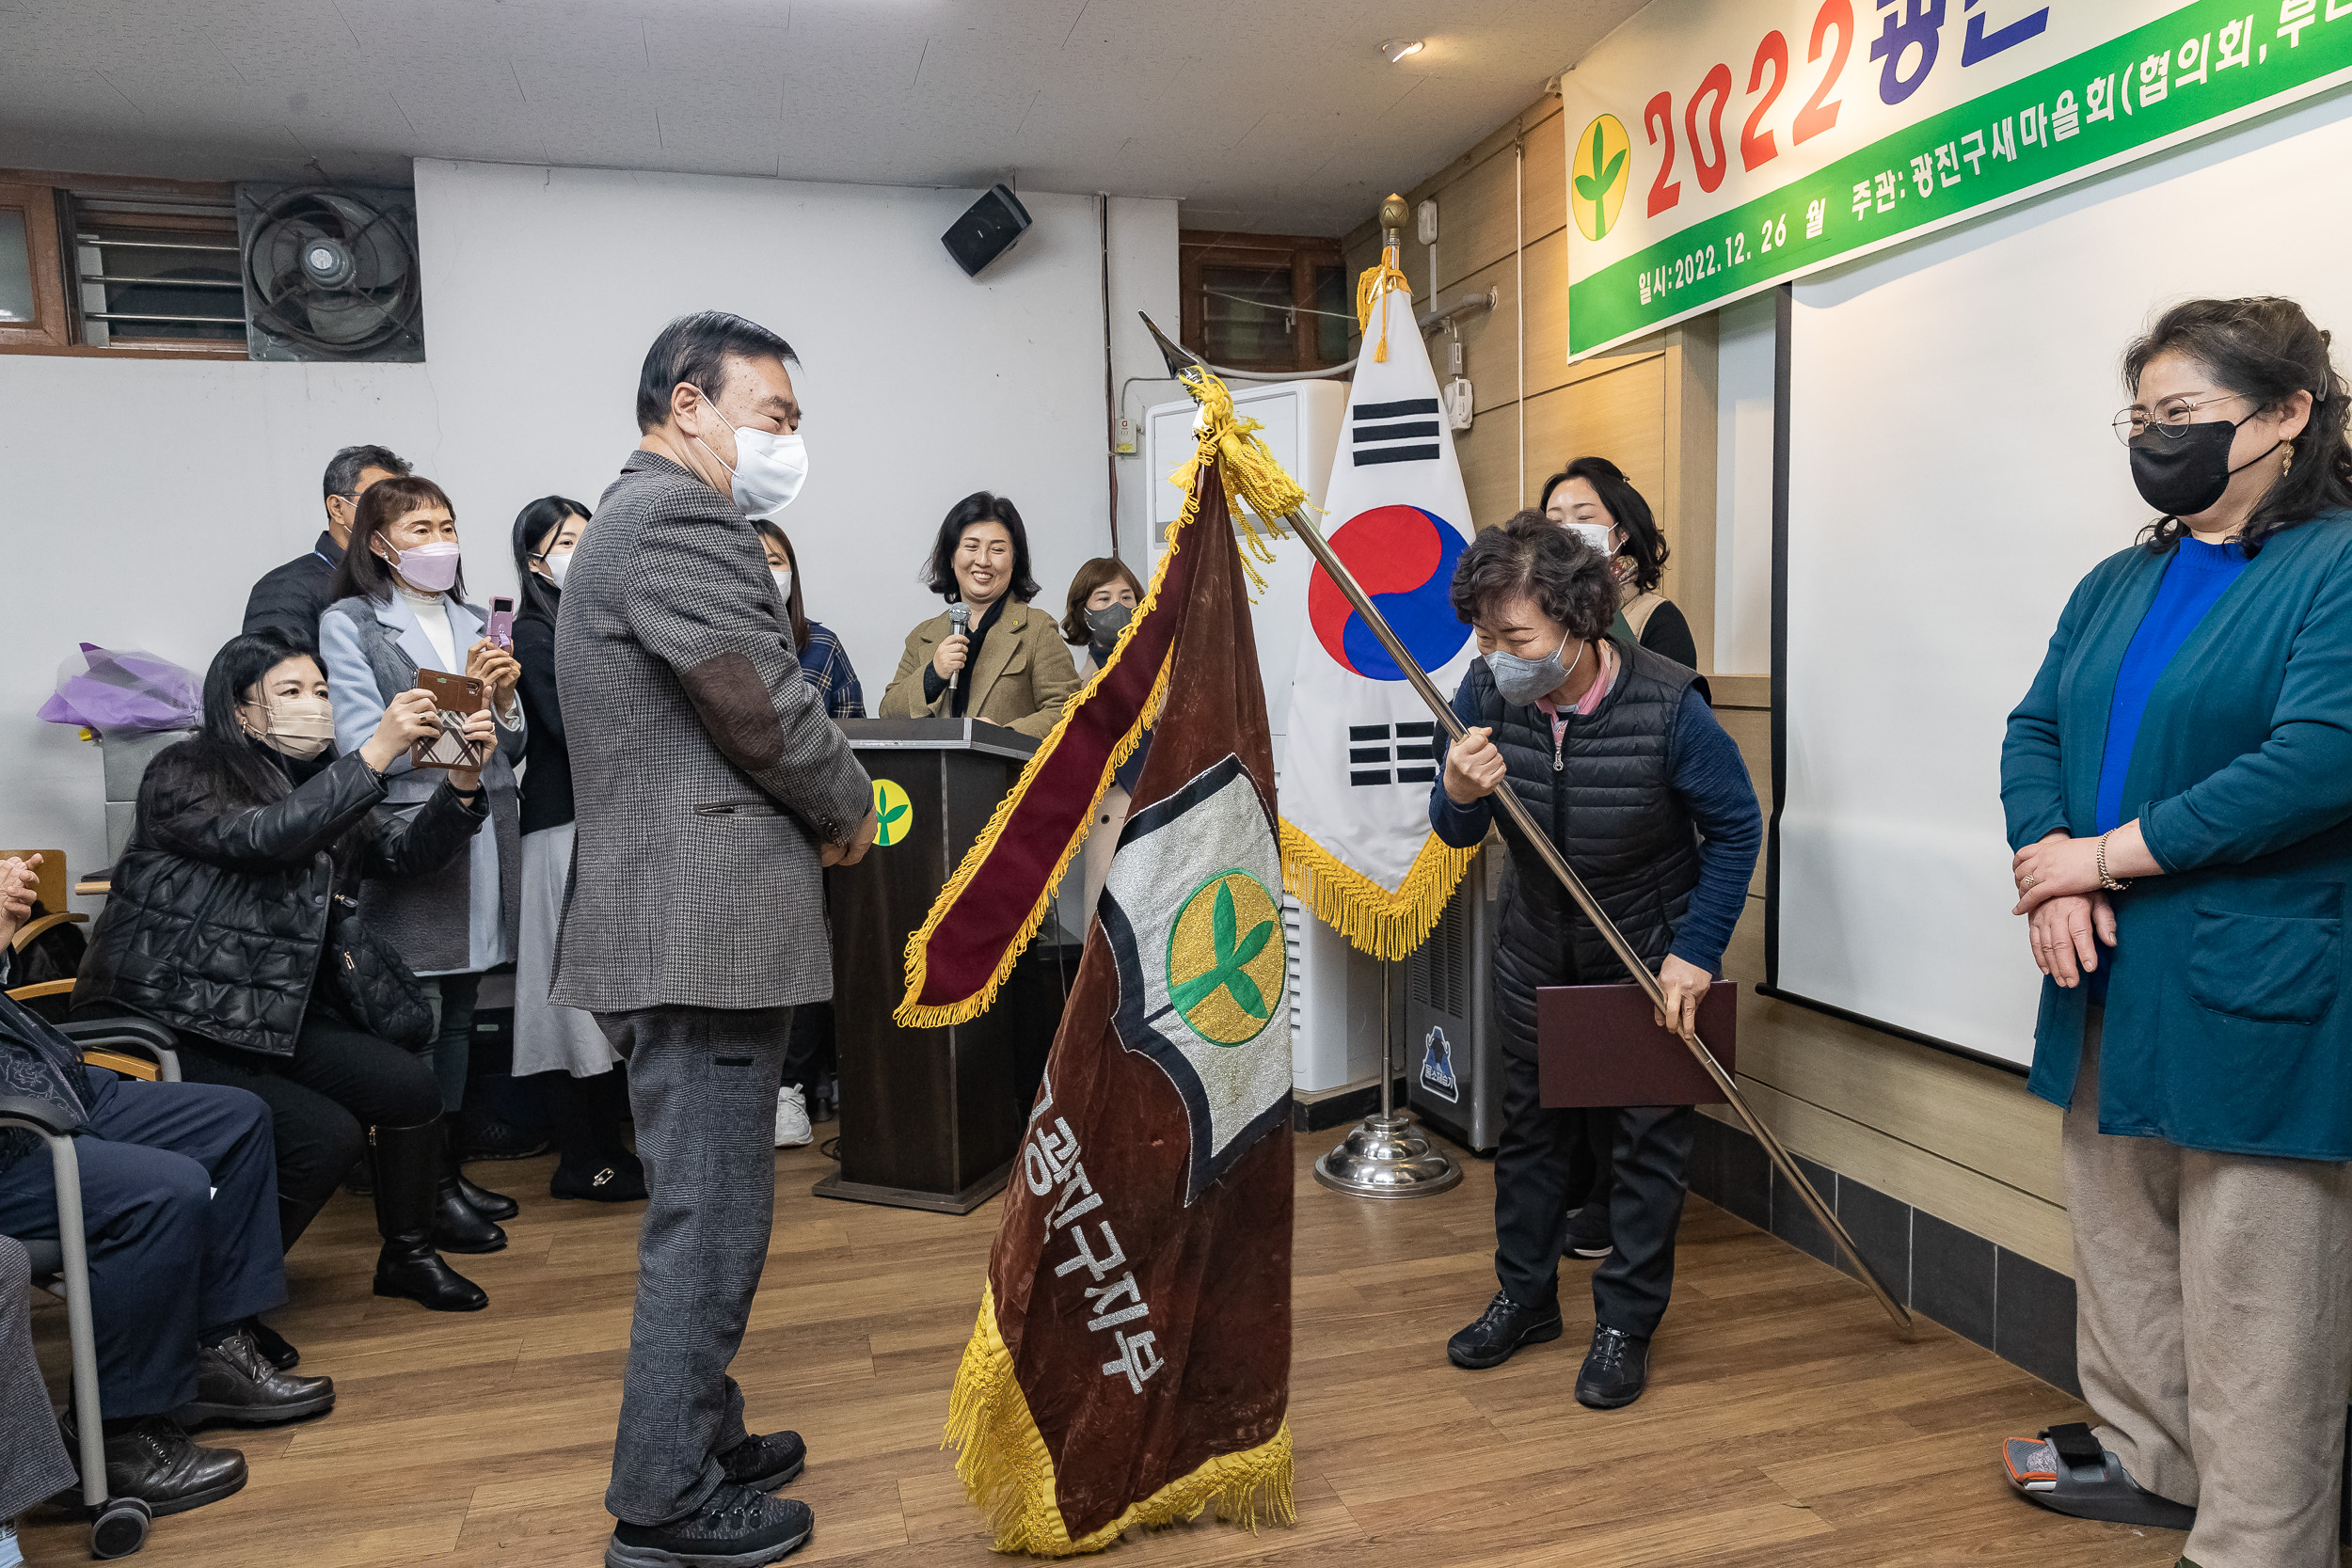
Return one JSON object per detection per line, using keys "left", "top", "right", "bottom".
{"left": 1574, "top": 1325, "right": 1650, "bottom": 1409}
{"left": 720, "top": 1430, "right": 805, "bottom": 1493}
{"left": 1561, "top": 1199, "right": 1613, "bottom": 1259}
{"left": 607, "top": 1484, "right": 812, "bottom": 1568}
{"left": 1445, "top": 1291, "right": 1564, "bottom": 1370}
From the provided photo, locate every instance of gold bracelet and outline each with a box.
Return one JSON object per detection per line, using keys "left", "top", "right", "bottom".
{"left": 2096, "top": 832, "right": 2133, "bottom": 893}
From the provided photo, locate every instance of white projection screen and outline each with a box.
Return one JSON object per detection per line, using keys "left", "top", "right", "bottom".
{"left": 1775, "top": 89, "right": 2352, "bottom": 1067}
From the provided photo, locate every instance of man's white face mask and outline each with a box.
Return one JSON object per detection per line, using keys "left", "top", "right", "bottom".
{"left": 696, "top": 392, "right": 808, "bottom": 519}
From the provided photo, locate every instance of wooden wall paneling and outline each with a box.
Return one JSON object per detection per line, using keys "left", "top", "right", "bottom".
{"left": 1519, "top": 354, "right": 1666, "bottom": 514}
{"left": 1428, "top": 141, "right": 1525, "bottom": 294}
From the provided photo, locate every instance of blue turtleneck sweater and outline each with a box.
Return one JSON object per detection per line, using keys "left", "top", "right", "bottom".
{"left": 2086, "top": 533, "right": 2250, "bottom": 996}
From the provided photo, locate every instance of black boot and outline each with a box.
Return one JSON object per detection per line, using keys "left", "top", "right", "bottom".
{"left": 369, "top": 1120, "right": 489, "bottom": 1312}
{"left": 427, "top": 1120, "right": 507, "bottom": 1254}
{"left": 447, "top": 1116, "right": 517, "bottom": 1220}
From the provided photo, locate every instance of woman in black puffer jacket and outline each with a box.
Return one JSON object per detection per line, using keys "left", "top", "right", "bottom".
{"left": 75, "top": 628, "right": 501, "bottom": 1312}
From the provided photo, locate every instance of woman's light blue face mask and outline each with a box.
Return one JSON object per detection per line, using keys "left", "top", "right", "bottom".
{"left": 1486, "top": 634, "right": 1584, "bottom": 706}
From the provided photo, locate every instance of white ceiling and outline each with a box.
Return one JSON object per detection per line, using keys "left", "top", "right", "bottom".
{"left": 0, "top": 0, "right": 1643, "bottom": 234}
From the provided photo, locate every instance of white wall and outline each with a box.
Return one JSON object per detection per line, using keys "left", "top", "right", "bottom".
{"left": 0, "top": 357, "right": 446, "bottom": 879}
{"left": 0, "top": 158, "right": 1177, "bottom": 882}
{"left": 1713, "top": 288, "right": 1776, "bottom": 675}
{"left": 1775, "top": 88, "right": 2352, "bottom": 1064}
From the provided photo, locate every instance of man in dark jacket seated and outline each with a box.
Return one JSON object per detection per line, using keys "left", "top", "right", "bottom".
{"left": 241, "top": 444, "right": 411, "bottom": 640}
{"left": 0, "top": 856, "right": 333, "bottom": 1518}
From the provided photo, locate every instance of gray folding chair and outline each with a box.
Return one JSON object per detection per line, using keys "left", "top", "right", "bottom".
{"left": 1, "top": 1016, "right": 183, "bottom": 1560}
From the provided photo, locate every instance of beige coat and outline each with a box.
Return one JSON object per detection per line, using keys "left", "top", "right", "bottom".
{"left": 878, "top": 600, "right": 1081, "bottom": 740}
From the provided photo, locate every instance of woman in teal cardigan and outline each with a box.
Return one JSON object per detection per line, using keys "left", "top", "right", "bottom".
{"left": 1999, "top": 297, "right": 2352, "bottom": 1568}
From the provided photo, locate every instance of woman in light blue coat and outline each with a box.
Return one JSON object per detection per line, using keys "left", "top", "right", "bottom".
{"left": 320, "top": 473, "right": 527, "bottom": 1246}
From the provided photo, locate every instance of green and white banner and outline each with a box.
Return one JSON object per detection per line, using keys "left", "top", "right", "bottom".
{"left": 1563, "top": 0, "right": 2352, "bottom": 358}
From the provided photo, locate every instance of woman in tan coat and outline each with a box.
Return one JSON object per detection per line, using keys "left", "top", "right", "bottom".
{"left": 880, "top": 491, "right": 1078, "bottom": 739}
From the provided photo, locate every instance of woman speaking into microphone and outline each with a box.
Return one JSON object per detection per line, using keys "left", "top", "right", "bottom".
{"left": 879, "top": 491, "right": 1077, "bottom": 739}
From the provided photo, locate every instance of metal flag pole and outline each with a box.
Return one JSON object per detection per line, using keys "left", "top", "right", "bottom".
{"left": 1137, "top": 308, "right": 1913, "bottom": 1332}
{"left": 1311, "top": 951, "right": 1463, "bottom": 1198}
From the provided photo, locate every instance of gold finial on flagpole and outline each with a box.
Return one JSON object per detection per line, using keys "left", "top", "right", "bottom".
{"left": 1378, "top": 193, "right": 1410, "bottom": 238}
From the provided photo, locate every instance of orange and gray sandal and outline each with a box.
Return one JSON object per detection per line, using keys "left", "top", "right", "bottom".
{"left": 2002, "top": 1423, "right": 2196, "bottom": 1532}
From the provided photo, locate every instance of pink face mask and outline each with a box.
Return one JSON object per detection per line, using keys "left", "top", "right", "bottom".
{"left": 381, "top": 539, "right": 461, "bottom": 594}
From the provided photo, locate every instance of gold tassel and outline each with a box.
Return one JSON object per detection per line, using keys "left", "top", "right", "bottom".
{"left": 1355, "top": 242, "right": 1410, "bottom": 364}
{"left": 1279, "top": 820, "right": 1477, "bottom": 960}
{"left": 944, "top": 1285, "right": 1297, "bottom": 1556}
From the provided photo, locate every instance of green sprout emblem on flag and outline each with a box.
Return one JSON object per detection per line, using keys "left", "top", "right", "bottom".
{"left": 1165, "top": 870, "right": 1284, "bottom": 1048}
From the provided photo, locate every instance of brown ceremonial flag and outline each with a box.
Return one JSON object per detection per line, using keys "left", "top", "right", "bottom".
{"left": 945, "top": 459, "right": 1295, "bottom": 1555}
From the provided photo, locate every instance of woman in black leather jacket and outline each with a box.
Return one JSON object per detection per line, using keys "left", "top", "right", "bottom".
{"left": 76, "top": 628, "right": 501, "bottom": 1313}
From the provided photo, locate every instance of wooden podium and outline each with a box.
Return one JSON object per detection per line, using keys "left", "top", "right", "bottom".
{"left": 813, "top": 718, "right": 1060, "bottom": 1213}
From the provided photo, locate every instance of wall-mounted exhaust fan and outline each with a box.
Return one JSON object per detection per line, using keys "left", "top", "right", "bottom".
{"left": 236, "top": 183, "right": 425, "bottom": 362}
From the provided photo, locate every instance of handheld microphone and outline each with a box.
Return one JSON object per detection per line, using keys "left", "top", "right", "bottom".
{"left": 947, "top": 602, "right": 971, "bottom": 692}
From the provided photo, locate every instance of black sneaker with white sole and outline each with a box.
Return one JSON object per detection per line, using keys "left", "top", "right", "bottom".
{"left": 607, "top": 1484, "right": 813, "bottom": 1568}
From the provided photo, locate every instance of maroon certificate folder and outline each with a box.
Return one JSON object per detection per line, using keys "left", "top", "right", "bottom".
{"left": 1536, "top": 982, "right": 1738, "bottom": 1108}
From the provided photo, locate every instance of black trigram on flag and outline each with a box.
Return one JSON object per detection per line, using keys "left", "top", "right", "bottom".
{"left": 1347, "top": 721, "right": 1437, "bottom": 786}
{"left": 1351, "top": 398, "right": 1440, "bottom": 467}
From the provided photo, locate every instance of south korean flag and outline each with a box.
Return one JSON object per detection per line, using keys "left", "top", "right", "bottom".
{"left": 1098, "top": 755, "right": 1291, "bottom": 1207}
{"left": 1279, "top": 245, "right": 1480, "bottom": 954}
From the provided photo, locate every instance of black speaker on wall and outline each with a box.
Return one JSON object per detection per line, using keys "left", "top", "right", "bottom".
{"left": 942, "top": 183, "right": 1033, "bottom": 277}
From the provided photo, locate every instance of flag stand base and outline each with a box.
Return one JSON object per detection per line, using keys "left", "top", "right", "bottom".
{"left": 1311, "top": 963, "right": 1463, "bottom": 1198}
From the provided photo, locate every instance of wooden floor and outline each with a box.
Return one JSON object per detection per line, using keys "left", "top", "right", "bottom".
{"left": 25, "top": 1131, "right": 2185, "bottom": 1567}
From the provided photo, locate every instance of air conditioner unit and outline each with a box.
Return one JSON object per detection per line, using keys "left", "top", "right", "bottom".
{"left": 235, "top": 182, "right": 425, "bottom": 362}
{"left": 1405, "top": 841, "right": 1505, "bottom": 1152}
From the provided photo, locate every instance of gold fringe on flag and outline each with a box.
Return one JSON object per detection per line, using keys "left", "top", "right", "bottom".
{"left": 892, "top": 366, "right": 1303, "bottom": 1031}
{"left": 1355, "top": 242, "right": 1411, "bottom": 364}
{"left": 944, "top": 1286, "right": 1297, "bottom": 1556}
{"left": 1279, "top": 819, "right": 1476, "bottom": 961}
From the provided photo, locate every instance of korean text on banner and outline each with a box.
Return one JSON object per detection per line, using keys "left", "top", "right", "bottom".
{"left": 1563, "top": 0, "right": 2352, "bottom": 358}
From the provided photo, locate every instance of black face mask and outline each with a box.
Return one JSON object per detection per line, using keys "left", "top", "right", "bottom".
{"left": 2129, "top": 416, "right": 2280, "bottom": 518}
{"left": 1086, "top": 602, "right": 1133, "bottom": 659}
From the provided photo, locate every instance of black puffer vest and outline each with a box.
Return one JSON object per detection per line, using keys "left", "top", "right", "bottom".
{"left": 1457, "top": 639, "right": 1703, "bottom": 1059}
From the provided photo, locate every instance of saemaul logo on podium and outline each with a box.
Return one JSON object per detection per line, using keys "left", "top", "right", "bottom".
{"left": 872, "top": 779, "right": 912, "bottom": 847}
{"left": 1307, "top": 504, "right": 1470, "bottom": 683}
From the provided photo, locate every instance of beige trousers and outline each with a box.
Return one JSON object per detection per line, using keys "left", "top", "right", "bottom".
{"left": 2069, "top": 1014, "right": 2352, "bottom": 1568}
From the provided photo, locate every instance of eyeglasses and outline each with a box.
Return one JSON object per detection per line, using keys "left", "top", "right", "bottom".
{"left": 2112, "top": 390, "right": 2249, "bottom": 444}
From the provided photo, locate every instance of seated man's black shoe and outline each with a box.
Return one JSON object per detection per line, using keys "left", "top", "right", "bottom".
{"left": 1574, "top": 1325, "right": 1650, "bottom": 1409}
{"left": 246, "top": 1316, "right": 299, "bottom": 1370}
{"left": 720, "top": 1430, "right": 806, "bottom": 1493}
{"left": 172, "top": 1329, "right": 336, "bottom": 1427}
{"left": 552, "top": 1152, "right": 649, "bottom": 1203}
{"left": 607, "top": 1483, "right": 813, "bottom": 1568}
{"left": 62, "top": 1414, "right": 246, "bottom": 1516}
{"left": 1446, "top": 1290, "right": 1564, "bottom": 1370}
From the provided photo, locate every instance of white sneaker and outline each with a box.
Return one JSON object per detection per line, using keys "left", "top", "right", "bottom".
{"left": 773, "top": 1085, "right": 813, "bottom": 1148}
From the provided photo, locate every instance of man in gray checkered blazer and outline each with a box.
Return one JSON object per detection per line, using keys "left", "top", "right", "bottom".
{"left": 554, "top": 311, "right": 876, "bottom": 1568}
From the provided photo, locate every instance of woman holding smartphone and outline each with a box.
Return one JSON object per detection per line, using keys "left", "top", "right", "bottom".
{"left": 508, "top": 496, "right": 644, "bottom": 1199}
{"left": 76, "top": 627, "right": 502, "bottom": 1312}
{"left": 320, "top": 475, "right": 527, "bottom": 1252}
